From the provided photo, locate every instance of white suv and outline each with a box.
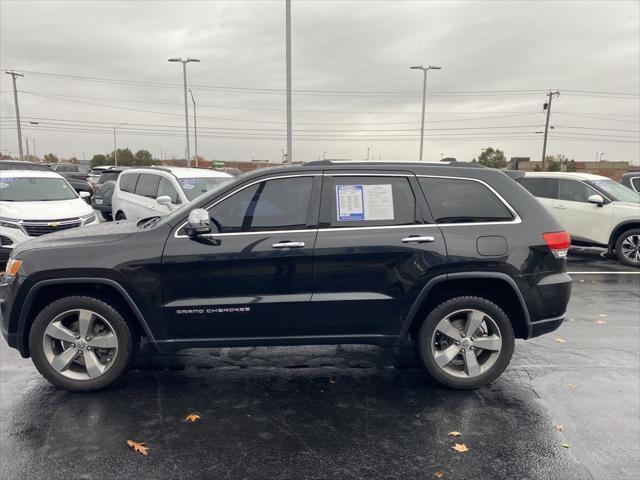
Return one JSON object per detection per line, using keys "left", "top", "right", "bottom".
{"left": 0, "top": 170, "right": 98, "bottom": 267}
{"left": 111, "top": 166, "right": 233, "bottom": 221}
{"left": 518, "top": 172, "right": 640, "bottom": 266}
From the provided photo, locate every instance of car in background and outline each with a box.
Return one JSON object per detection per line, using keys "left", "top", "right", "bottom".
{"left": 621, "top": 172, "right": 640, "bottom": 193}
{"left": 0, "top": 170, "right": 97, "bottom": 269}
{"left": 1, "top": 160, "right": 51, "bottom": 172}
{"left": 111, "top": 166, "right": 233, "bottom": 221}
{"left": 50, "top": 163, "right": 90, "bottom": 177}
{"left": 91, "top": 167, "right": 129, "bottom": 221}
{"left": 87, "top": 166, "right": 114, "bottom": 187}
{"left": 517, "top": 172, "right": 640, "bottom": 267}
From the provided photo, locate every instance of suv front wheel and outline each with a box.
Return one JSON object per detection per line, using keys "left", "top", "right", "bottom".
{"left": 417, "top": 296, "right": 515, "bottom": 389}
{"left": 29, "top": 296, "right": 134, "bottom": 391}
{"left": 615, "top": 228, "right": 640, "bottom": 267}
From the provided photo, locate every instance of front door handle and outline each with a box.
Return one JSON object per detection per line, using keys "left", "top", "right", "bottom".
{"left": 272, "top": 241, "right": 306, "bottom": 249}
{"left": 401, "top": 236, "right": 435, "bottom": 243}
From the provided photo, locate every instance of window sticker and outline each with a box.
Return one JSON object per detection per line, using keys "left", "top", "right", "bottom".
{"left": 336, "top": 184, "right": 394, "bottom": 221}
{"left": 179, "top": 178, "right": 198, "bottom": 190}
{"left": 0, "top": 178, "right": 17, "bottom": 189}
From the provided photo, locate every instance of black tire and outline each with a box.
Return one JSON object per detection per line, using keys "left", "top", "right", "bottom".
{"left": 615, "top": 228, "right": 640, "bottom": 268}
{"left": 29, "top": 296, "right": 134, "bottom": 392}
{"left": 115, "top": 211, "right": 126, "bottom": 221}
{"left": 417, "top": 296, "right": 515, "bottom": 389}
{"left": 100, "top": 211, "right": 113, "bottom": 221}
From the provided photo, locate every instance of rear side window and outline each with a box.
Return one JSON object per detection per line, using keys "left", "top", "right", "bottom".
{"left": 419, "top": 177, "right": 513, "bottom": 224}
{"left": 135, "top": 174, "right": 161, "bottom": 198}
{"left": 98, "top": 171, "right": 120, "bottom": 183}
{"left": 119, "top": 173, "right": 139, "bottom": 193}
{"left": 519, "top": 177, "right": 558, "bottom": 199}
{"left": 323, "top": 176, "right": 417, "bottom": 227}
{"left": 208, "top": 176, "right": 314, "bottom": 233}
{"left": 630, "top": 177, "right": 639, "bottom": 192}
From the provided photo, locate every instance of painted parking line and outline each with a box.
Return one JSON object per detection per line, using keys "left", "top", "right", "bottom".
{"left": 568, "top": 271, "right": 640, "bottom": 275}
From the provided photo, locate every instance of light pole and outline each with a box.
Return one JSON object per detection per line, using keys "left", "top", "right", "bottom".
{"left": 113, "top": 123, "right": 127, "bottom": 166}
{"left": 599, "top": 152, "right": 605, "bottom": 162}
{"left": 410, "top": 65, "right": 441, "bottom": 161}
{"left": 6, "top": 71, "right": 24, "bottom": 160}
{"left": 285, "top": 0, "right": 292, "bottom": 164}
{"left": 168, "top": 57, "right": 200, "bottom": 167}
{"left": 189, "top": 89, "right": 199, "bottom": 167}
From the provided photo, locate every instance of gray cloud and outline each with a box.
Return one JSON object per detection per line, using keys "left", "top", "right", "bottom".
{"left": 1, "top": 0, "right": 638, "bottom": 163}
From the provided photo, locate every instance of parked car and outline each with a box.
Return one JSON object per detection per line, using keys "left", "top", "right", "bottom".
{"left": 1, "top": 160, "right": 51, "bottom": 172}
{"left": 0, "top": 169, "right": 98, "bottom": 269}
{"left": 50, "top": 163, "right": 90, "bottom": 177}
{"left": 517, "top": 172, "right": 640, "bottom": 266}
{"left": 111, "top": 166, "right": 233, "bottom": 221}
{"left": 91, "top": 167, "right": 129, "bottom": 221}
{"left": 0, "top": 161, "right": 572, "bottom": 391}
{"left": 87, "top": 166, "right": 114, "bottom": 188}
{"left": 620, "top": 172, "right": 640, "bottom": 193}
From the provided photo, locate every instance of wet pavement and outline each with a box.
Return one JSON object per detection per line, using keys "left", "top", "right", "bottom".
{"left": 1, "top": 252, "right": 638, "bottom": 479}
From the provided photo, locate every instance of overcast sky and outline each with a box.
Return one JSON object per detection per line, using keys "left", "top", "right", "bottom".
{"left": 1, "top": 0, "right": 638, "bottom": 164}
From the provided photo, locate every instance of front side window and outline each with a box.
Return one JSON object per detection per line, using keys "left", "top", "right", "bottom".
{"left": 519, "top": 177, "right": 558, "bottom": 199}
{"left": 419, "top": 177, "right": 514, "bottom": 224}
{"left": 119, "top": 173, "right": 139, "bottom": 193}
{"left": 208, "top": 176, "right": 313, "bottom": 233}
{"left": 157, "top": 177, "right": 181, "bottom": 204}
{"left": 558, "top": 179, "right": 599, "bottom": 203}
{"left": 323, "top": 176, "right": 417, "bottom": 227}
{"left": 134, "top": 174, "right": 161, "bottom": 198}
{"left": 0, "top": 177, "right": 77, "bottom": 201}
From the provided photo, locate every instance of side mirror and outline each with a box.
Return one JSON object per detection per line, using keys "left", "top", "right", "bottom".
{"left": 588, "top": 194, "right": 604, "bottom": 207}
{"left": 185, "top": 209, "right": 211, "bottom": 236}
{"left": 79, "top": 191, "right": 91, "bottom": 199}
{"left": 156, "top": 195, "right": 172, "bottom": 207}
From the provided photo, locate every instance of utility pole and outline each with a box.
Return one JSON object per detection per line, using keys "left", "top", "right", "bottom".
{"left": 285, "top": 0, "right": 292, "bottom": 164}
{"left": 168, "top": 57, "right": 200, "bottom": 167}
{"left": 189, "top": 89, "right": 199, "bottom": 167}
{"left": 366, "top": 147, "right": 370, "bottom": 161}
{"left": 6, "top": 71, "right": 24, "bottom": 160}
{"left": 25, "top": 138, "right": 30, "bottom": 161}
{"left": 541, "top": 90, "right": 560, "bottom": 170}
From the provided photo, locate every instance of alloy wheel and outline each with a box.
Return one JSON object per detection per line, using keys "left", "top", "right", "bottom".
{"left": 621, "top": 234, "right": 640, "bottom": 265}
{"left": 42, "top": 309, "right": 119, "bottom": 381}
{"left": 430, "top": 309, "right": 503, "bottom": 379}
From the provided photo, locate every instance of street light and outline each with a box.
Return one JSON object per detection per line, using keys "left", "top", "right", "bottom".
{"left": 410, "top": 64, "right": 442, "bottom": 161}
{"left": 188, "top": 89, "right": 199, "bottom": 167}
{"left": 113, "top": 123, "right": 127, "bottom": 166}
{"left": 168, "top": 57, "right": 200, "bottom": 167}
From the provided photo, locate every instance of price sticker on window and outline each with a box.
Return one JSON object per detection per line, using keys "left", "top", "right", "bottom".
{"left": 336, "top": 184, "right": 394, "bottom": 221}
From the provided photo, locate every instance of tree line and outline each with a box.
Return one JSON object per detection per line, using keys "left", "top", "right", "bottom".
{"left": 473, "top": 147, "right": 577, "bottom": 172}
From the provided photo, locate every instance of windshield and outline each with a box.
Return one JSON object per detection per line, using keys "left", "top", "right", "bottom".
{"left": 177, "top": 177, "right": 233, "bottom": 201}
{"left": 0, "top": 177, "right": 78, "bottom": 201}
{"left": 589, "top": 179, "right": 640, "bottom": 203}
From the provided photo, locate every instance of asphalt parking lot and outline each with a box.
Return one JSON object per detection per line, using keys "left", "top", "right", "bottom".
{"left": 1, "top": 250, "right": 638, "bottom": 480}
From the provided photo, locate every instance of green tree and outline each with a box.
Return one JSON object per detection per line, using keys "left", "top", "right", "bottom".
{"left": 90, "top": 154, "right": 110, "bottom": 168}
{"left": 106, "top": 148, "right": 136, "bottom": 166}
{"left": 43, "top": 153, "right": 59, "bottom": 163}
{"left": 134, "top": 149, "right": 154, "bottom": 166}
{"left": 542, "top": 154, "right": 577, "bottom": 172}
{"left": 477, "top": 147, "right": 507, "bottom": 169}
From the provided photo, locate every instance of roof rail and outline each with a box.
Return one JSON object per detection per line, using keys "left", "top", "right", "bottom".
{"left": 304, "top": 160, "right": 485, "bottom": 168}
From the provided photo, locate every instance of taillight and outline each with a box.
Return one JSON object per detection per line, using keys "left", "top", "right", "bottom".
{"left": 543, "top": 231, "right": 571, "bottom": 259}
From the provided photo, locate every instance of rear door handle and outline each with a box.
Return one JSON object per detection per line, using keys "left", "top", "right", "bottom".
{"left": 272, "top": 241, "right": 306, "bottom": 249}
{"left": 401, "top": 236, "right": 435, "bottom": 243}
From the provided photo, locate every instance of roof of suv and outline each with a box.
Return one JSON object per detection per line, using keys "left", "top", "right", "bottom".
{"left": 523, "top": 171, "right": 610, "bottom": 181}
{"left": 122, "top": 166, "right": 232, "bottom": 178}
{"left": 0, "top": 169, "right": 65, "bottom": 179}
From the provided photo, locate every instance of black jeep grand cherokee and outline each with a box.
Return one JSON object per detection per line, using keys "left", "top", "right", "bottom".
{"left": 0, "top": 161, "right": 571, "bottom": 391}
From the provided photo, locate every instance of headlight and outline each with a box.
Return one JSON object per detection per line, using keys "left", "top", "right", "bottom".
{"left": 0, "top": 218, "right": 21, "bottom": 230}
{"left": 4, "top": 258, "right": 22, "bottom": 277}
{"left": 81, "top": 213, "right": 96, "bottom": 225}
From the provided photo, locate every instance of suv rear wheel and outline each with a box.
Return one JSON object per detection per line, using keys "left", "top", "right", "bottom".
{"left": 417, "top": 296, "right": 515, "bottom": 389}
{"left": 615, "top": 228, "right": 640, "bottom": 267}
{"left": 115, "top": 211, "right": 126, "bottom": 221}
{"left": 29, "top": 296, "right": 134, "bottom": 391}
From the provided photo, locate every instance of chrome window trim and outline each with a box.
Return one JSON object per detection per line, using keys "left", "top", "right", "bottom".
{"left": 174, "top": 173, "right": 321, "bottom": 238}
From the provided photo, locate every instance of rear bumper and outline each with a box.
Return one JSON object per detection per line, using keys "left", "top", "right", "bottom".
{"left": 524, "top": 272, "right": 572, "bottom": 339}
{"left": 528, "top": 313, "right": 565, "bottom": 338}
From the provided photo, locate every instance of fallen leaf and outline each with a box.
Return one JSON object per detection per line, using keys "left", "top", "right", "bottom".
{"left": 599, "top": 314, "right": 608, "bottom": 317}
{"left": 579, "top": 279, "right": 585, "bottom": 283}
{"left": 447, "top": 431, "right": 462, "bottom": 437}
{"left": 566, "top": 383, "right": 578, "bottom": 389}
{"left": 568, "top": 318, "right": 575, "bottom": 322}
{"left": 127, "top": 439, "right": 149, "bottom": 456}
{"left": 596, "top": 320, "right": 607, "bottom": 324}
{"left": 555, "top": 338, "right": 567, "bottom": 343}
{"left": 452, "top": 443, "right": 469, "bottom": 453}
{"left": 562, "top": 443, "right": 570, "bottom": 449}
{"left": 555, "top": 424, "right": 564, "bottom": 432}
{"left": 185, "top": 414, "right": 201, "bottom": 423}
{"left": 434, "top": 470, "right": 445, "bottom": 478}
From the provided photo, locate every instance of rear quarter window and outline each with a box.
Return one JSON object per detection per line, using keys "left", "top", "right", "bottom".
{"left": 119, "top": 173, "right": 139, "bottom": 193}
{"left": 419, "top": 177, "right": 514, "bottom": 224}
